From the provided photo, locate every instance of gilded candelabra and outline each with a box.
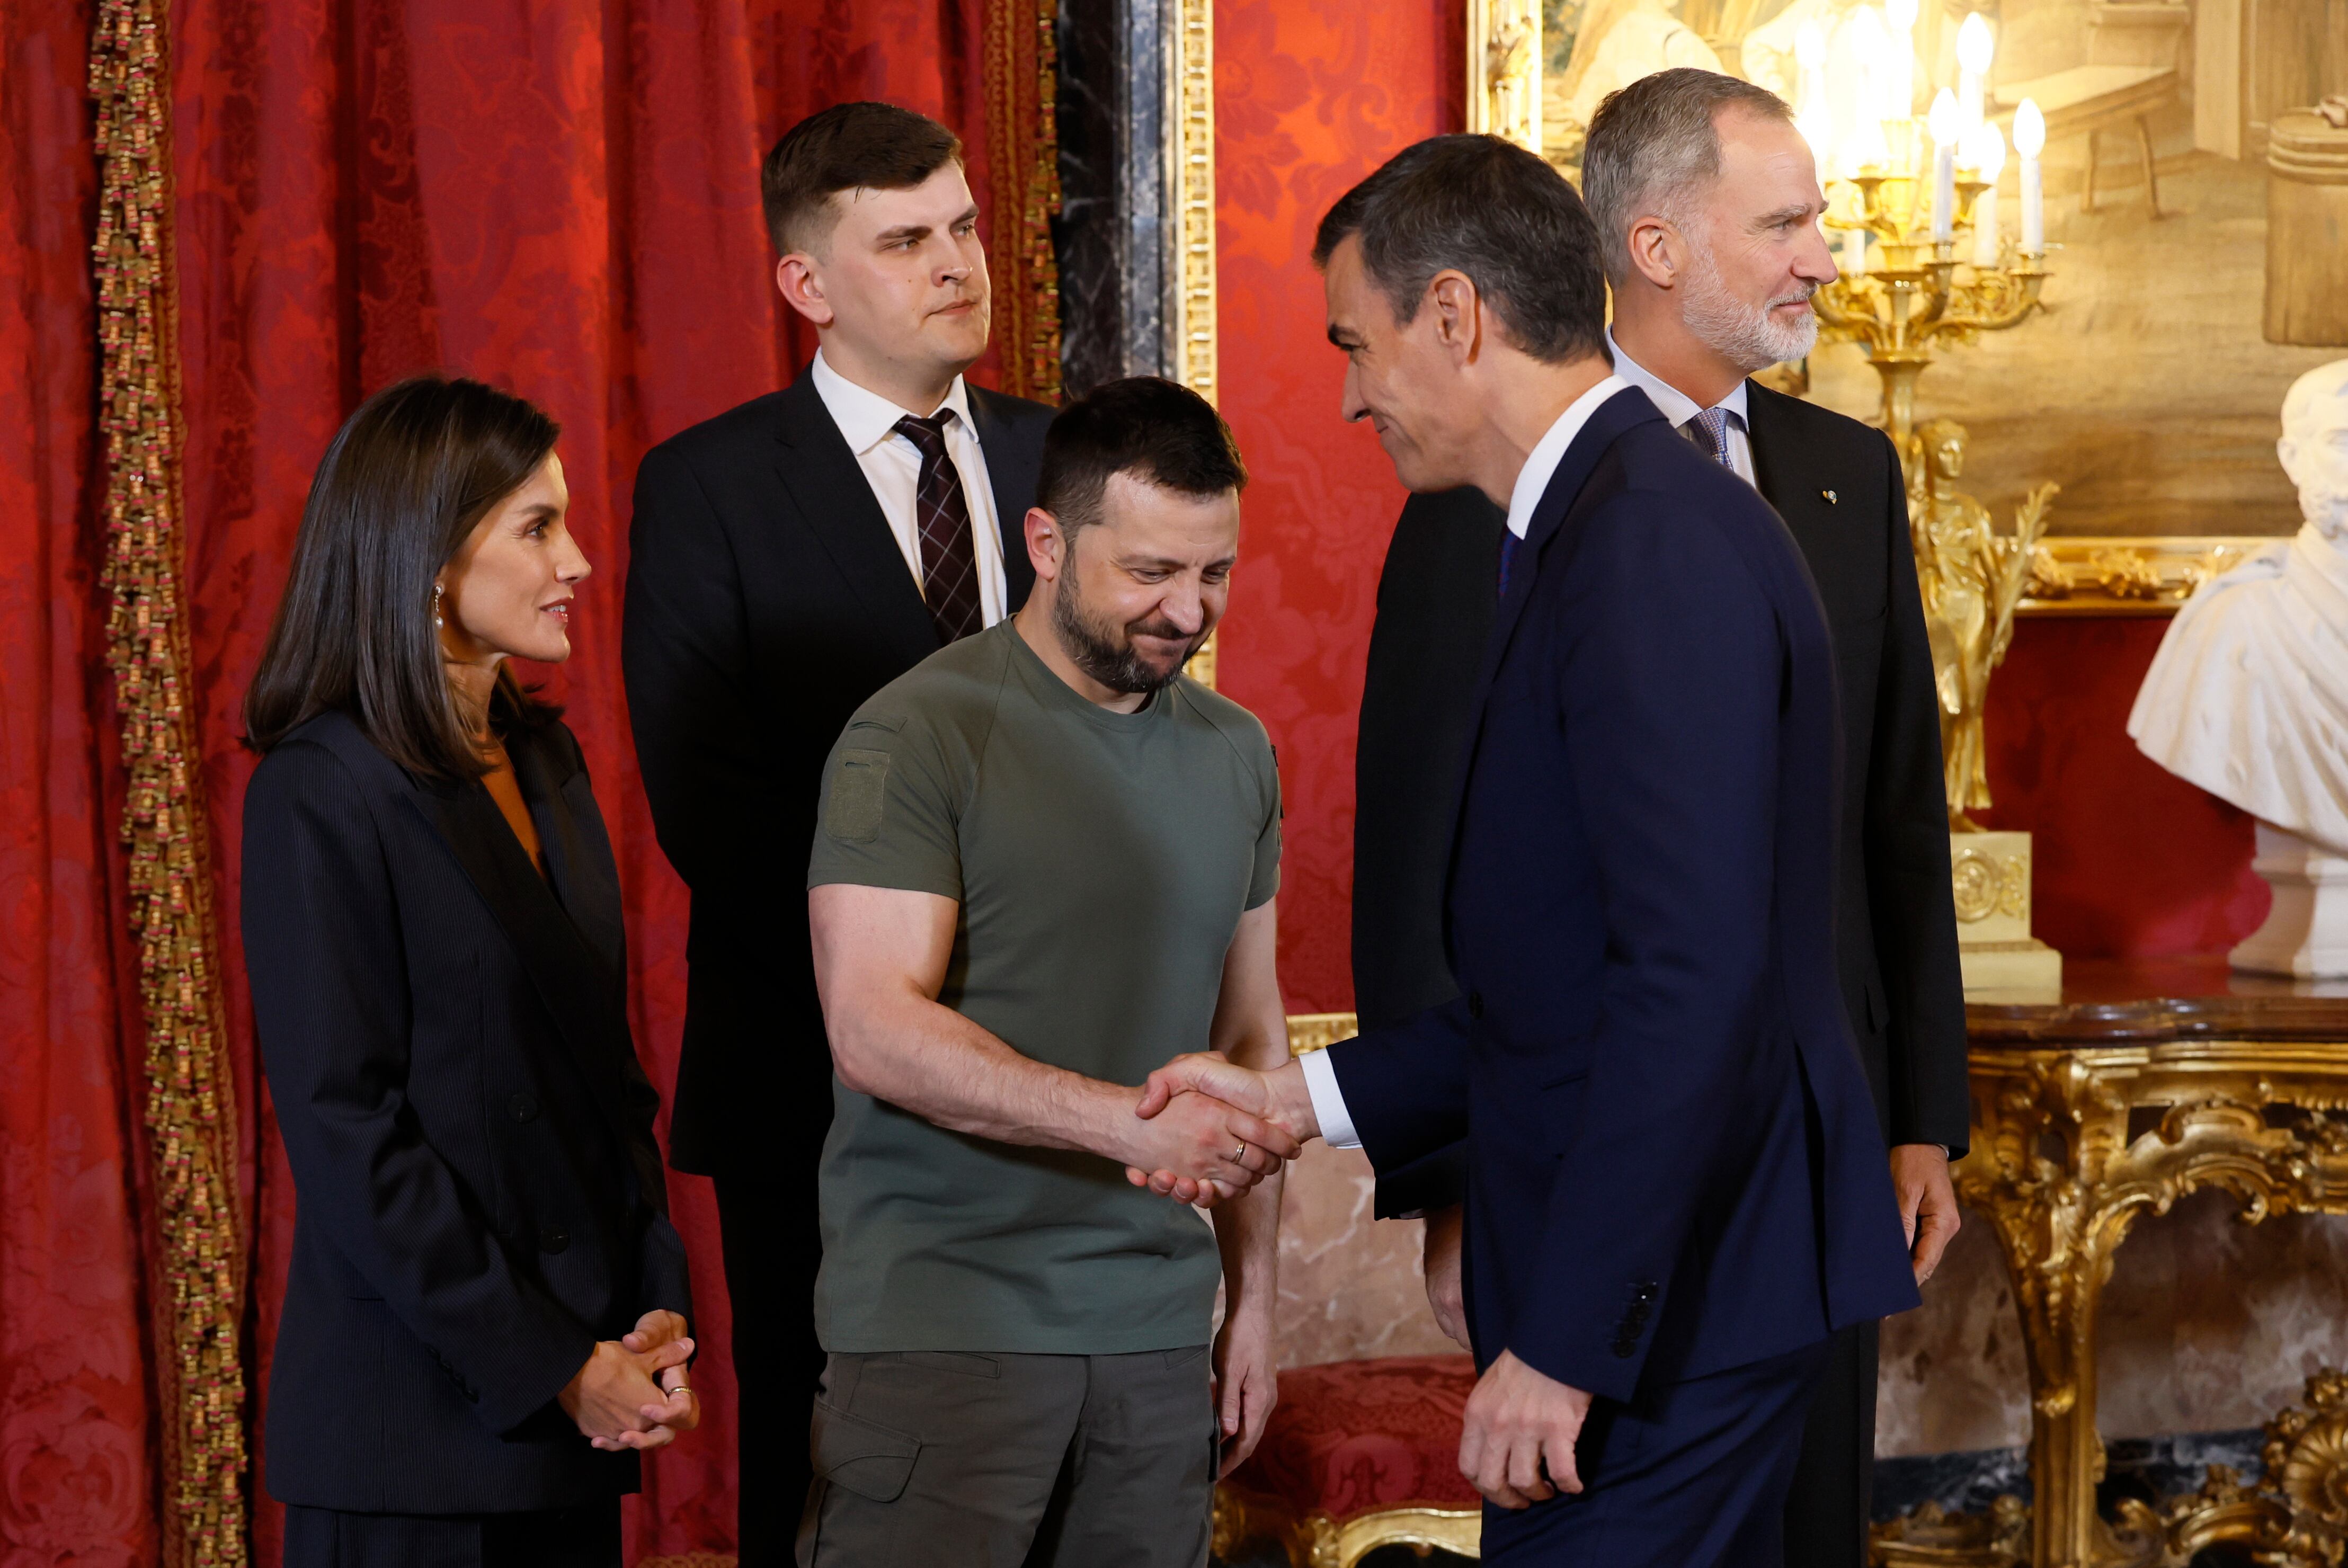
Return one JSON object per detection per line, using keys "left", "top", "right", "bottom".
{"left": 1811, "top": 146, "right": 2051, "bottom": 452}
{"left": 1809, "top": 109, "right": 2058, "bottom": 831}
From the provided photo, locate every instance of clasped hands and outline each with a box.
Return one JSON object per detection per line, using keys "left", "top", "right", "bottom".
{"left": 1119, "top": 1052, "right": 1318, "bottom": 1206}
{"left": 557, "top": 1308, "right": 700, "bottom": 1451}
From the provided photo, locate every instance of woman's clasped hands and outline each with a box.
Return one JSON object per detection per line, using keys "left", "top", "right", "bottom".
{"left": 559, "top": 1308, "right": 700, "bottom": 1452}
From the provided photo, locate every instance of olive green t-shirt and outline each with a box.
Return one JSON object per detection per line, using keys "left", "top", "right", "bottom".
{"left": 805, "top": 620, "right": 1282, "bottom": 1353}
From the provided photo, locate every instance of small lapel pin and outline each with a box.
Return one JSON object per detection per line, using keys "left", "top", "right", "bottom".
{"left": 1822, "top": 489, "right": 1838, "bottom": 504}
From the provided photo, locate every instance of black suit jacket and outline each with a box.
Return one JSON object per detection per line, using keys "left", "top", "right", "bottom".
{"left": 622, "top": 373, "right": 1054, "bottom": 1174}
{"left": 243, "top": 710, "right": 691, "bottom": 1513}
{"left": 1353, "top": 381, "right": 1968, "bottom": 1218}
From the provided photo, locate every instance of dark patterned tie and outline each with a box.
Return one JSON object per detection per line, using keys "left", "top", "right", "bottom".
{"left": 1681, "top": 405, "right": 1741, "bottom": 469}
{"left": 893, "top": 412, "right": 984, "bottom": 644}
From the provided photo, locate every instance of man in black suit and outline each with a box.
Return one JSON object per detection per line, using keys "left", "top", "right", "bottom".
{"left": 622, "top": 101, "right": 1054, "bottom": 1565}
{"left": 1362, "top": 71, "right": 1969, "bottom": 1568}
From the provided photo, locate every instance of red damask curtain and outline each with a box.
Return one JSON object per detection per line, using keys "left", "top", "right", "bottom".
{"left": 2, "top": 7, "right": 162, "bottom": 1565}
{"left": 2, "top": 3, "right": 1055, "bottom": 1564}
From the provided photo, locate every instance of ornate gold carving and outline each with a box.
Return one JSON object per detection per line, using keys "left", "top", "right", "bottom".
{"left": 1171, "top": 0, "right": 1216, "bottom": 406}
{"left": 982, "top": 0, "right": 1062, "bottom": 403}
{"left": 1467, "top": 0, "right": 1542, "bottom": 154}
{"left": 2261, "top": 1373, "right": 2348, "bottom": 1562}
{"left": 1909, "top": 420, "right": 2055, "bottom": 825}
{"left": 2020, "top": 537, "right": 2274, "bottom": 616}
{"left": 1955, "top": 1369, "right": 2348, "bottom": 1568}
{"left": 1215, "top": 1489, "right": 1483, "bottom": 1568}
{"left": 1873, "top": 1495, "right": 2031, "bottom": 1566}
{"left": 1286, "top": 1012, "right": 1359, "bottom": 1056}
{"left": 1950, "top": 833, "right": 2033, "bottom": 939}
{"left": 1880, "top": 1035, "right": 2348, "bottom": 1568}
{"left": 91, "top": 2, "right": 248, "bottom": 1563}
{"left": 1812, "top": 241, "right": 2051, "bottom": 450}
{"left": 1952, "top": 848, "right": 2005, "bottom": 923}
{"left": 1170, "top": 0, "right": 1218, "bottom": 690}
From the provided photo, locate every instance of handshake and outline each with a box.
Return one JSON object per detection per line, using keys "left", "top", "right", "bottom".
{"left": 1118, "top": 1052, "right": 1323, "bottom": 1206}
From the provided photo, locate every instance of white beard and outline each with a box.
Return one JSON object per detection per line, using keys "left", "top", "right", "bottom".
{"left": 1682, "top": 245, "right": 1818, "bottom": 372}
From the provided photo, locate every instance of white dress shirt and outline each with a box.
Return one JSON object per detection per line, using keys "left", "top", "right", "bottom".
{"left": 808, "top": 349, "right": 1011, "bottom": 627}
{"left": 1605, "top": 328, "right": 1756, "bottom": 487}
{"left": 1298, "top": 371, "right": 1631, "bottom": 1150}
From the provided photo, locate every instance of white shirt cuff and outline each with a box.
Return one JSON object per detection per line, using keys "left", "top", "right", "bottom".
{"left": 1298, "top": 1048, "right": 1362, "bottom": 1150}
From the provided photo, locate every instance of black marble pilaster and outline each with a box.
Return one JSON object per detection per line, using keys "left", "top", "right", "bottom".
{"left": 1055, "top": 0, "right": 1172, "bottom": 396}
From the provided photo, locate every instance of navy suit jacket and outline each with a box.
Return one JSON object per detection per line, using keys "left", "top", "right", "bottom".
{"left": 243, "top": 710, "right": 691, "bottom": 1512}
{"left": 1323, "top": 389, "right": 1918, "bottom": 1404}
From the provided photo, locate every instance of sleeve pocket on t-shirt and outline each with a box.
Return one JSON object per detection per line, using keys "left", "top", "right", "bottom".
{"left": 825, "top": 749, "right": 893, "bottom": 843}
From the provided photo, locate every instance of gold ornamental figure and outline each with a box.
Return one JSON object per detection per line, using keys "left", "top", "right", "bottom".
{"left": 1904, "top": 418, "right": 2061, "bottom": 994}
{"left": 1906, "top": 417, "right": 2057, "bottom": 827}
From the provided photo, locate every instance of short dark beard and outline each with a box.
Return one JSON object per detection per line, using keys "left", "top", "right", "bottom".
{"left": 1048, "top": 532, "right": 1200, "bottom": 695}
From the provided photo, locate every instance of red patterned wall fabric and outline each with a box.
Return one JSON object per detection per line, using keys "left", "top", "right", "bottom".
{"left": 1, "top": 6, "right": 162, "bottom": 1566}
{"left": 1978, "top": 618, "right": 2266, "bottom": 958}
{"left": 1213, "top": 0, "right": 1468, "bottom": 1010}
{"left": 162, "top": 2, "right": 1001, "bottom": 1558}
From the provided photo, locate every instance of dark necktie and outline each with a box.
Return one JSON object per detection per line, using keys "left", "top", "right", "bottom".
{"left": 1498, "top": 529, "right": 1522, "bottom": 600}
{"left": 893, "top": 411, "right": 984, "bottom": 644}
{"left": 1680, "top": 405, "right": 1741, "bottom": 470}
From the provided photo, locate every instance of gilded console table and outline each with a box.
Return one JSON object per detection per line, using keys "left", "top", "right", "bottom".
{"left": 1878, "top": 958, "right": 2348, "bottom": 1568}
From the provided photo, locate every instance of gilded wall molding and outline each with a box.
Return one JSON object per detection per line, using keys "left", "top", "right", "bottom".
{"left": 1286, "top": 1012, "right": 1358, "bottom": 1055}
{"left": 1170, "top": 0, "right": 1221, "bottom": 688}
{"left": 2017, "top": 536, "right": 2276, "bottom": 617}
{"left": 1169, "top": 0, "right": 1217, "bottom": 407}
{"left": 90, "top": 1, "right": 248, "bottom": 1562}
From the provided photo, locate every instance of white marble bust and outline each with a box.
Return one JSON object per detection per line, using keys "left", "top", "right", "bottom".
{"left": 2129, "top": 359, "right": 2348, "bottom": 975}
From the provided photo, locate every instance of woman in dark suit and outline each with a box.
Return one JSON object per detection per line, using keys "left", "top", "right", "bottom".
{"left": 242, "top": 376, "right": 697, "bottom": 1567}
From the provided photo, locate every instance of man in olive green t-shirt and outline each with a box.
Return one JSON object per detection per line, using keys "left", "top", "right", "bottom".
{"left": 802, "top": 378, "right": 1293, "bottom": 1568}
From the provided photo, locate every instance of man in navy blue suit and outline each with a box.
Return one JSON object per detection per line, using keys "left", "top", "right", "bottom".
{"left": 1133, "top": 132, "right": 1919, "bottom": 1564}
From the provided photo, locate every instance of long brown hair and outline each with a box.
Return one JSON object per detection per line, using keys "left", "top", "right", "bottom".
{"left": 243, "top": 375, "right": 562, "bottom": 779}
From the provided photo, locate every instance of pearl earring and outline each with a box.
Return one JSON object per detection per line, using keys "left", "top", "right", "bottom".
{"left": 432, "top": 583, "right": 444, "bottom": 629}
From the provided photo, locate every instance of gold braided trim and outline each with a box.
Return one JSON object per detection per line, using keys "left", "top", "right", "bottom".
{"left": 91, "top": 3, "right": 250, "bottom": 1564}
{"left": 984, "top": 0, "right": 1062, "bottom": 403}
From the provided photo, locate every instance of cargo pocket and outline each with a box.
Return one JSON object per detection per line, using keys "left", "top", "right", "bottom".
{"left": 808, "top": 1398, "right": 920, "bottom": 1503}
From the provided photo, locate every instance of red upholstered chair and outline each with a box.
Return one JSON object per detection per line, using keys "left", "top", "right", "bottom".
{"left": 1214, "top": 1355, "right": 1484, "bottom": 1566}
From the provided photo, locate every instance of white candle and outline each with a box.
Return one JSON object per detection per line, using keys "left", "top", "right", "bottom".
{"left": 1795, "top": 21, "right": 1828, "bottom": 121}
{"left": 2014, "top": 98, "right": 2046, "bottom": 253}
{"left": 1853, "top": 111, "right": 1891, "bottom": 170}
{"left": 1929, "top": 90, "right": 1960, "bottom": 240}
{"left": 1969, "top": 124, "right": 2006, "bottom": 265}
{"left": 1956, "top": 14, "right": 1994, "bottom": 139}
{"left": 1842, "top": 225, "right": 1869, "bottom": 277}
{"left": 1884, "top": 0, "right": 1917, "bottom": 121}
